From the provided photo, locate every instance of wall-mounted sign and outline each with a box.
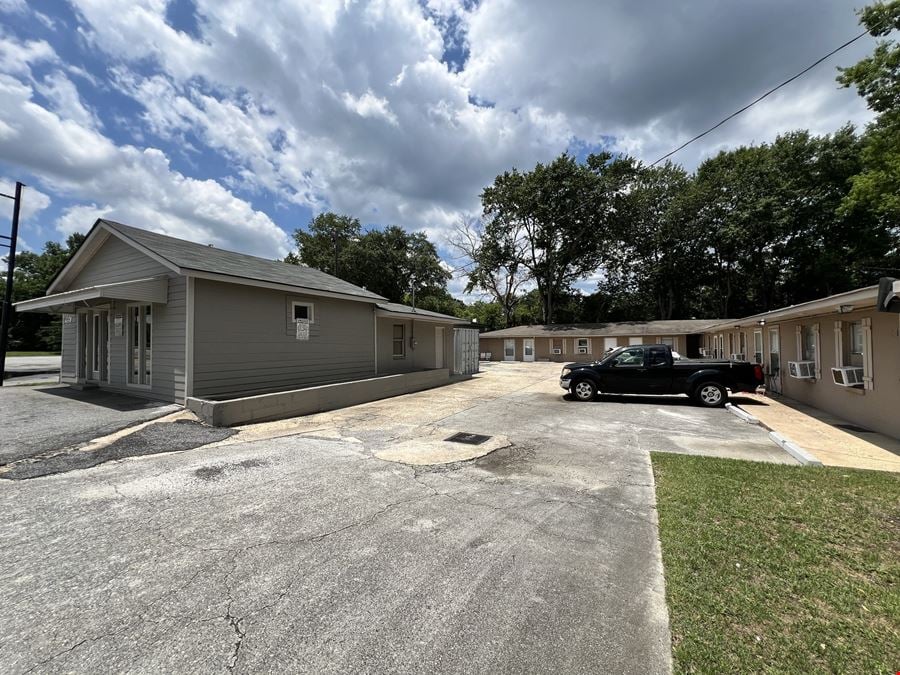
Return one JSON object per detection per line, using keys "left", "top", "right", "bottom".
{"left": 113, "top": 314, "right": 124, "bottom": 337}
{"left": 295, "top": 318, "right": 310, "bottom": 341}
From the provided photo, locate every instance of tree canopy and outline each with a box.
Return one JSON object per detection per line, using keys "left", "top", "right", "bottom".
{"left": 287, "top": 213, "right": 450, "bottom": 304}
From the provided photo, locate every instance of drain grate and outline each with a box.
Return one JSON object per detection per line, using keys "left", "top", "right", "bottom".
{"left": 834, "top": 423, "right": 872, "bottom": 434}
{"left": 445, "top": 432, "right": 492, "bottom": 445}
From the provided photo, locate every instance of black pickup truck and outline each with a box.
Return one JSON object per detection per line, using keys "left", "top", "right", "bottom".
{"left": 559, "top": 344, "right": 764, "bottom": 407}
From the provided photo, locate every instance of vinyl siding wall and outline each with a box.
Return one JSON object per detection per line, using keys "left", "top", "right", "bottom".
{"left": 191, "top": 279, "right": 376, "bottom": 398}
{"left": 376, "top": 317, "right": 453, "bottom": 374}
{"left": 69, "top": 233, "right": 170, "bottom": 288}
{"left": 61, "top": 315, "right": 77, "bottom": 377}
{"left": 56, "top": 235, "right": 185, "bottom": 402}
{"left": 80, "top": 276, "right": 186, "bottom": 403}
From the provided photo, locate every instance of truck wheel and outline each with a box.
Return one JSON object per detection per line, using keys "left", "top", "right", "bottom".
{"left": 695, "top": 382, "right": 727, "bottom": 407}
{"left": 572, "top": 380, "right": 597, "bottom": 401}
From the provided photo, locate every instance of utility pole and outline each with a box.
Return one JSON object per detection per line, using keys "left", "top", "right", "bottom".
{"left": 0, "top": 181, "right": 24, "bottom": 387}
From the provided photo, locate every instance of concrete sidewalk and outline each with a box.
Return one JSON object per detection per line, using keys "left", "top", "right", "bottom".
{"left": 738, "top": 393, "right": 900, "bottom": 473}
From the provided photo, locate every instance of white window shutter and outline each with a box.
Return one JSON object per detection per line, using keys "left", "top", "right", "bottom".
{"left": 862, "top": 318, "right": 874, "bottom": 390}
{"left": 813, "top": 323, "right": 821, "bottom": 378}
{"left": 587, "top": 338, "right": 592, "bottom": 354}
{"left": 795, "top": 325, "right": 802, "bottom": 360}
{"left": 834, "top": 321, "right": 843, "bottom": 368}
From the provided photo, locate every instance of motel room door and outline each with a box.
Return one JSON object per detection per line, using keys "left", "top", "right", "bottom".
{"left": 503, "top": 339, "right": 516, "bottom": 361}
{"left": 523, "top": 338, "right": 535, "bottom": 362}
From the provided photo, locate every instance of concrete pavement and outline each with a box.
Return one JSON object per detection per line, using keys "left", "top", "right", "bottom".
{"left": 0, "top": 362, "right": 787, "bottom": 673}
{"left": 737, "top": 392, "right": 900, "bottom": 472}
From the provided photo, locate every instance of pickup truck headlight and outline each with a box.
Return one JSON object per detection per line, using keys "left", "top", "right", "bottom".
{"left": 561, "top": 367, "right": 571, "bottom": 377}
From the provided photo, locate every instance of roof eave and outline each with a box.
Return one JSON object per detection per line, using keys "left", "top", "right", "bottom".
{"left": 706, "top": 286, "right": 881, "bottom": 329}
{"left": 184, "top": 269, "right": 386, "bottom": 304}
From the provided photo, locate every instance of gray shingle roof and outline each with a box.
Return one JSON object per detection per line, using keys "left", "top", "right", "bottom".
{"left": 376, "top": 302, "right": 466, "bottom": 322}
{"left": 102, "top": 220, "right": 386, "bottom": 301}
{"left": 479, "top": 319, "right": 724, "bottom": 338}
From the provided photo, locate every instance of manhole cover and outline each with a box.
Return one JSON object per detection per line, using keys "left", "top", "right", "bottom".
{"left": 834, "top": 423, "right": 872, "bottom": 433}
{"left": 445, "top": 432, "right": 492, "bottom": 445}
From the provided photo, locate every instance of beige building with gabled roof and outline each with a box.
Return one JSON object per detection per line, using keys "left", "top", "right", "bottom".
{"left": 479, "top": 319, "right": 722, "bottom": 363}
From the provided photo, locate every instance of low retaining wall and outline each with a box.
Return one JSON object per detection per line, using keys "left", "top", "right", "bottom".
{"left": 187, "top": 369, "right": 456, "bottom": 426}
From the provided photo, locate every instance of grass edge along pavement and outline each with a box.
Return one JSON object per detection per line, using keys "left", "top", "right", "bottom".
{"left": 651, "top": 451, "right": 899, "bottom": 674}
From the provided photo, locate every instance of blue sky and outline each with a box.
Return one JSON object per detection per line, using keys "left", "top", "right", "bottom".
{"left": 0, "top": 0, "right": 875, "bottom": 298}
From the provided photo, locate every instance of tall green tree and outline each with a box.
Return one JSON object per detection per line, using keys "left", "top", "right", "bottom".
{"left": 605, "top": 161, "right": 703, "bottom": 319}
{"left": 286, "top": 212, "right": 361, "bottom": 277}
{"left": 288, "top": 214, "right": 450, "bottom": 304}
{"left": 479, "top": 152, "right": 631, "bottom": 324}
{"left": 4, "top": 233, "right": 86, "bottom": 351}
{"left": 837, "top": 0, "right": 900, "bottom": 266}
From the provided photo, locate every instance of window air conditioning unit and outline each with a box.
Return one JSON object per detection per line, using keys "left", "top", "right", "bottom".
{"left": 551, "top": 348, "right": 562, "bottom": 355}
{"left": 730, "top": 353, "right": 746, "bottom": 361}
{"left": 788, "top": 361, "right": 816, "bottom": 379}
{"left": 831, "top": 366, "right": 864, "bottom": 387}
{"left": 698, "top": 347, "right": 707, "bottom": 356}
{"left": 576, "top": 347, "right": 588, "bottom": 354}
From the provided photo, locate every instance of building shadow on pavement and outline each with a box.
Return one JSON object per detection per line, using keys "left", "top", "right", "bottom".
{"left": 35, "top": 385, "right": 170, "bottom": 412}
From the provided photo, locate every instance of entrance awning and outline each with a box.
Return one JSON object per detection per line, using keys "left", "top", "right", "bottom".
{"left": 14, "top": 276, "right": 169, "bottom": 313}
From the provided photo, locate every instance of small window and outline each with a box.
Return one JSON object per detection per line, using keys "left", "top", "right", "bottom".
{"left": 392, "top": 324, "right": 405, "bottom": 358}
{"left": 613, "top": 347, "right": 644, "bottom": 367}
{"left": 648, "top": 347, "right": 668, "bottom": 367}
{"left": 576, "top": 338, "right": 588, "bottom": 349}
{"left": 292, "top": 301, "right": 314, "bottom": 323}
{"left": 659, "top": 337, "right": 674, "bottom": 347}
{"left": 801, "top": 325, "right": 817, "bottom": 362}
{"left": 847, "top": 321, "right": 864, "bottom": 368}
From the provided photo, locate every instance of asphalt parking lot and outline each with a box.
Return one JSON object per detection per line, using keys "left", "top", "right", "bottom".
{"left": 0, "top": 385, "right": 180, "bottom": 466}
{"left": 0, "top": 362, "right": 789, "bottom": 673}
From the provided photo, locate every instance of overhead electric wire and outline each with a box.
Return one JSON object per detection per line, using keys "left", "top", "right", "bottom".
{"left": 650, "top": 22, "right": 885, "bottom": 166}
{"left": 454, "top": 19, "right": 886, "bottom": 281}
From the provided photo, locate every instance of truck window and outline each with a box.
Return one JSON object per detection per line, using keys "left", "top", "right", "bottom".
{"left": 648, "top": 347, "right": 668, "bottom": 366}
{"left": 612, "top": 347, "right": 644, "bottom": 367}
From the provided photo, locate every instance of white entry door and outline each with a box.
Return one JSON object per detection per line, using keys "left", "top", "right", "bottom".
{"left": 435, "top": 326, "right": 445, "bottom": 369}
{"left": 503, "top": 339, "right": 516, "bottom": 361}
{"left": 523, "top": 338, "right": 535, "bottom": 362}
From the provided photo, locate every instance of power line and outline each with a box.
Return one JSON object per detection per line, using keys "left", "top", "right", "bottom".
{"left": 650, "top": 23, "right": 884, "bottom": 166}
{"left": 457, "top": 21, "right": 885, "bottom": 281}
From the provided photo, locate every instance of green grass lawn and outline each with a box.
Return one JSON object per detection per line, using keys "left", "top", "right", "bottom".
{"left": 652, "top": 452, "right": 900, "bottom": 674}
{"left": 5, "top": 351, "right": 60, "bottom": 357}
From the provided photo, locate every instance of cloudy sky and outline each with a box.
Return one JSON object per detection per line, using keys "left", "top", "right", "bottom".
{"left": 0, "top": 0, "right": 877, "bottom": 294}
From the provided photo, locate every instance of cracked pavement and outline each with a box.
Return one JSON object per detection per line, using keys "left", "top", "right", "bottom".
{"left": 0, "top": 362, "right": 787, "bottom": 673}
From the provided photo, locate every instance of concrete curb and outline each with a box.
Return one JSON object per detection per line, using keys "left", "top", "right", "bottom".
{"left": 724, "top": 402, "right": 759, "bottom": 425}
{"left": 768, "top": 431, "right": 823, "bottom": 466}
